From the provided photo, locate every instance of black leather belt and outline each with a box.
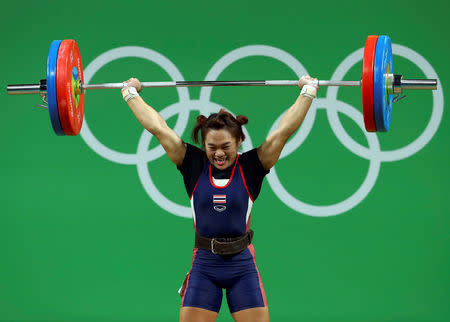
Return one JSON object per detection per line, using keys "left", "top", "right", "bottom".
{"left": 195, "top": 230, "right": 254, "bottom": 255}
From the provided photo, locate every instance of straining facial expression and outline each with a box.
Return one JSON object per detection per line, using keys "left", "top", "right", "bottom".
{"left": 204, "top": 129, "right": 242, "bottom": 170}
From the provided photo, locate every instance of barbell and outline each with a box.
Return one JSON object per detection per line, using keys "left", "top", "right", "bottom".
{"left": 7, "top": 35, "right": 437, "bottom": 136}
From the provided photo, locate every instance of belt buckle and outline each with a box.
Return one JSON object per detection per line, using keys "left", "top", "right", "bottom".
{"left": 210, "top": 238, "right": 217, "bottom": 254}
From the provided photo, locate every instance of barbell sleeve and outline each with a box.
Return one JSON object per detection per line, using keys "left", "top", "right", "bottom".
{"left": 7, "top": 84, "right": 42, "bottom": 95}
{"left": 401, "top": 79, "right": 437, "bottom": 90}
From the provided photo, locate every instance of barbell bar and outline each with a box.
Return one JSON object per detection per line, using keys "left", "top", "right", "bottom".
{"left": 7, "top": 78, "right": 437, "bottom": 94}
{"left": 6, "top": 36, "right": 438, "bottom": 136}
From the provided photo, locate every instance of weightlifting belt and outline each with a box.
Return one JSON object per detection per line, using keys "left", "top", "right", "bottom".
{"left": 195, "top": 230, "right": 254, "bottom": 255}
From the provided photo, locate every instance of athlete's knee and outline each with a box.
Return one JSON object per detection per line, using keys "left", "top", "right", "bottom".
{"left": 231, "top": 306, "right": 269, "bottom": 322}
{"left": 180, "top": 306, "right": 218, "bottom": 322}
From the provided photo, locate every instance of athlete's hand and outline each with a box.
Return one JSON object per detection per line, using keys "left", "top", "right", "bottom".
{"left": 298, "top": 75, "right": 318, "bottom": 90}
{"left": 123, "top": 77, "right": 142, "bottom": 92}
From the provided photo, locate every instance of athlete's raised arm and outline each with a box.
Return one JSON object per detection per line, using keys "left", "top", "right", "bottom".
{"left": 121, "top": 78, "right": 186, "bottom": 166}
{"left": 257, "top": 75, "right": 318, "bottom": 171}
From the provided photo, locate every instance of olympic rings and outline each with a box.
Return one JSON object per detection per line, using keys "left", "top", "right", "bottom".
{"left": 80, "top": 43, "right": 443, "bottom": 218}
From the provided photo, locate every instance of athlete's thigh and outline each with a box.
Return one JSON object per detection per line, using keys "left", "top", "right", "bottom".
{"left": 231, "top": 307, "right": 269, "bottom": 322}
{"left": 180, "top": 306, "right": 219, "bottom": 322}
{"left": 182, "top": 269, "right": 223, "bottom": 313}
{"left": 225, "top": 269, "right": 267, "bottom": 313}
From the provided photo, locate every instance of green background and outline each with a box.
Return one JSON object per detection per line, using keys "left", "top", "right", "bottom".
{"left": 1, "top": 0, "right": 449, "bottom": 321}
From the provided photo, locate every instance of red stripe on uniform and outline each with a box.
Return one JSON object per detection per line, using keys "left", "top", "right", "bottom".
{"left": 247, "top": 244, "right": 268, "bottom": 307}
{"left": 190, "top": 176, "right": 201, "bottom": 200}
{"left": 239, "top": 165, "right": 254, "bottom": 202}
{"left": 181, "top": 248, "right": 198, "bottom": 307}
{"left": 239, "top": 164, "right": 253, "bottom": 232}
{"left": 190, "top": 176, "right": 201, "bottom": 232}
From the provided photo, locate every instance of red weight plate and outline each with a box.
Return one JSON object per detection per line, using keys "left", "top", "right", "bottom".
{"left": 56, "top": 39, "right": 85, "bottom": 136}
{"left": 362, "top": 35, "right": 378, "bottom": 132}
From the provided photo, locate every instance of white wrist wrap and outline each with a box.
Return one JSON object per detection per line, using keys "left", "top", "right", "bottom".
{"left": 122, "top": 86, "right": 139, "bottom": 102}
{"left": 300, "top": 85, "right": 317, "bottom": 99}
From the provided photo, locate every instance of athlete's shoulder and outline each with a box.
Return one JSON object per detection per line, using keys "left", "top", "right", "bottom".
{"left": 238, "top": 148, "right": 269, "bottom": 201}
{"left": 177, "top": 142, "right": 207, "bottom": 198}
{"left": 239, "top": 148, "right": 269, "bottom": 175}
{"left": 181, "top": 143, "right": 206, "bottom": 166}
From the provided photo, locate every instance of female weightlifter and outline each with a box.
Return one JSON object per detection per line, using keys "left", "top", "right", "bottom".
{"left": 121, "top": 75, "right": 318, "bottom": 322}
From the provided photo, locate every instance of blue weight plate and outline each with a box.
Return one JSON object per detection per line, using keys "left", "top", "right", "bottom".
{"left": 373, "top": 35, "right": 393, "bottom": 132}
{"left": 47, "top": 40, "right": 65, "bottom": 135}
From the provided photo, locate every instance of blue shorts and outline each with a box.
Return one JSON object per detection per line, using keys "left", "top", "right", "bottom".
{"left": 180, "top": 244, "right": 267, "bottom": 313}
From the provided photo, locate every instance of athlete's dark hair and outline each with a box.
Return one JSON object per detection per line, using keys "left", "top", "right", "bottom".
{"left": 192, "top": 109, "right": 248, "bottom": 146}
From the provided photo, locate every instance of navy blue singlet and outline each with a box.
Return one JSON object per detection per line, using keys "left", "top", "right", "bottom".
{"left": 190, "top": 155, "right": 253, "bottom": 238}
{"left": 180, "top": 154, "right": 267, "bottom": 313}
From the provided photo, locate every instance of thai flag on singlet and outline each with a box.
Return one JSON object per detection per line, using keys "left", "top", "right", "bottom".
{"left": 213, "top": 195, "right": 226, "bottom": 204}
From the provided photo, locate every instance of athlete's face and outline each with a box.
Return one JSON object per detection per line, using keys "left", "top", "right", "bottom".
{"left": 204, "top": 129, "right": 241, "bottom": 170}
